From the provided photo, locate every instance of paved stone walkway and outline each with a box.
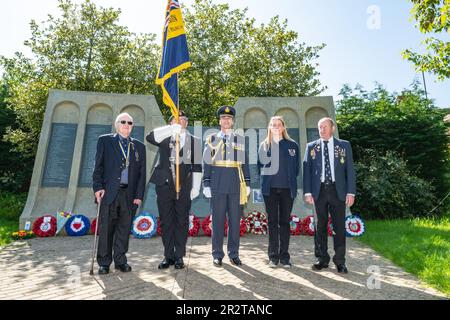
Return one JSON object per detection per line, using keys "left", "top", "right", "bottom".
{"left": 0, "top": 235, "right": 446, "bottom": 300}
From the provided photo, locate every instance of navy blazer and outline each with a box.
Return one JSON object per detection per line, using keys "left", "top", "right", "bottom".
{"left": 302, "top": 137, "right": 356, "bottom": 202}
{"left": 92, "top": 133, "right": 146, "bottom": 209}
{"left": 259, "top": 139, "right": 299, "bottom": 199}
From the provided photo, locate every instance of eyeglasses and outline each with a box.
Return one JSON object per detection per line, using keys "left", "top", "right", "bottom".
{"left": 120, "top": 120, "right": 133, "bottom": 126}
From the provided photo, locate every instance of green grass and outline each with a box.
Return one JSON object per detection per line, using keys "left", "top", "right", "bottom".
{"left": 0, "top": 218, "right": 19, "bottom": 247}
{"left": 357, "top": 216, "right": 450, "bottom": 296}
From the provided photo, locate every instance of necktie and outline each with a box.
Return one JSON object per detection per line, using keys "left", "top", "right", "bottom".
{"left": 323, "top": 140, "right": 332, "bottom": 183}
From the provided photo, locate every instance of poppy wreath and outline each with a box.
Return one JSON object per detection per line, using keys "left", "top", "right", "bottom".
{"left": 345, "top": 214, "right": 366, "bottom": 237}
{"left": 65, "top": 215, "right": 91, "bottom": 236}
{"left": 239, "top": 218, "right": 247, "bottom": 237}
{"left": 300, "top": 215, "right": 315, "bottom": 236}
{"left": 188, "top": 214, "right": 201, "bottom": 237}
{"left": 289, "top": 215, "right": 302, "bottom": 236}
{"left": 245, "top": 211, "right": 268, "bottom": 235}
{"left": 32, "top": 215, "right": 57, "bottom": 237}
{"left": 201, "top": 214, "right": 228, "bottom": 237}
{"left": 157, "top": 217, "right": 162, "bottom": 236}
{"left": 132, "top": 213, "right": 157, "bottom": 239}
{"left": 90, "top": 218, "right": 99, "bottom": 235}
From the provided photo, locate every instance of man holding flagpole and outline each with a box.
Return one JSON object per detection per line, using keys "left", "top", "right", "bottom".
{"left": 155, "top": 0, "right": 192, "bottom": 197}
{"left": 152, "top": 0, "right": 196, "bottom": 269}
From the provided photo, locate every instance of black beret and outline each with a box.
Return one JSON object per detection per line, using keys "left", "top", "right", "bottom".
{"left": 217, "top": 105, "right": 235, "bottom": 118}
{"left": 169, "top": 110, "right": 188, "bottom": 122}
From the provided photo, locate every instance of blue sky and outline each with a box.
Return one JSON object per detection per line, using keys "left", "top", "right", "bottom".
{"left": 1, "top": 0, "right": 448, "bottom": 107}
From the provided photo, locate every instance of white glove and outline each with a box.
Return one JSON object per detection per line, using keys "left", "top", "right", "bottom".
{"left": 171, "top": 123, "right": 182, "bottom": 135}
{"left": 190, "top": 188, "right": 200, "bottom": 200}
{"left": 246, "top": 186, "right": 251, "bottom": 197}
{"left": 190, "top": 172, "right": 202, "bottom": 200}
{"left": 203, "top": 187, "right": 212, "bottom": 198}
{"left": 153, "top": 125, "right": 172, "bottom": 143}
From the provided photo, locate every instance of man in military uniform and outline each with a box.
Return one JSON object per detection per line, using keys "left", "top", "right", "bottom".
{"left": 202, "top": 106, "right": 251, "bottom": 267}
{"left": 147, "top": 111, "right": 202, "bottom": 270}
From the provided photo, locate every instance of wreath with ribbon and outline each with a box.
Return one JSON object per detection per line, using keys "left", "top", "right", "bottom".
{"left": 245, "top": 211, "right": 268, "bottom": 235}
{"left": 32, "top": 215, "right": 57, "bottom": 237}
{"left": 201, "top": 214, "right": 229, "bottom": 237}
{"left": 132, "top": 213, "right": 157, "bottom": 239}
{"left": 345, "top": 214, "right": 366, "bottom": 237}
{"left": 290, "top": 215, "right": 301, "bottom": 235}
{"left": 65, "top": 215, "right": 91, "bottom": 236}
{"left": 188, "top": 214, "right": 201, "bottom": 237}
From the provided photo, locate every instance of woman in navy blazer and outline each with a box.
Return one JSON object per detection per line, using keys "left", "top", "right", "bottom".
{"left": 258, "top": 116, "right": 299, "bottom": 268}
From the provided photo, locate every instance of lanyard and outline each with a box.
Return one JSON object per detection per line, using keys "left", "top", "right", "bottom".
{"left": 118, "top": 140, "right": 131, "bottom": 167}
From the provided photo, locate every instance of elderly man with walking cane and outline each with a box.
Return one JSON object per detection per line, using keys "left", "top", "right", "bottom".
{"left": 91, "top": 112, "right": 146, "bottom": 275}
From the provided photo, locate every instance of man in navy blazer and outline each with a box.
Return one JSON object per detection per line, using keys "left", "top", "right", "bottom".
{"left": 303, "top": 117, "right": 355, "bottom": 274}
{"left": 93, "top": 112, "right": 146, "bottom": 275}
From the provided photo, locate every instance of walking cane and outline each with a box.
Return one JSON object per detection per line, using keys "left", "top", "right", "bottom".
{"left": 89, "top": 198, "right": 101, "bottom": 276}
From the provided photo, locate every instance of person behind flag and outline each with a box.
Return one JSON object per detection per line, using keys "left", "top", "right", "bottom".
{"left": 146, "top": 111, "right": 202, "bottom": 270}
{"left": 202, "top": 106, "right": 251, "bottom": 267}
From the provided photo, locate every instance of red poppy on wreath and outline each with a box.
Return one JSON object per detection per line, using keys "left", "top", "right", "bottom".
{"left": 188, "top": 214, "right": 200, "bottom": 237}
{"left": 239, "top": 218, "right": 247, "bottom": 237}
{"left": 300, "top": 215, "right": 315, "bottom": 236}
{"left": 290, "top": 215, "right": 301, "bottom": 235}
{"left": 244, "top": 211, "right": 268, "bottom": 235}
{"left": 90, "top": 218, "right": 99, "bottom": 235}
{"left": 201, "top": 214, "right": 228, "bottom": 237}
{"left": 157, "top": 217, "right": 162, "bottom": 236}
{"left": 32, "top": 215, "right": 57, "bottom": 237}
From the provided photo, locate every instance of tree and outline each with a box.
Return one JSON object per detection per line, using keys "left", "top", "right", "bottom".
{"left": 0, "top": 77, "right": 32, "bottom": 192}
{"left": 1, "top": 0, "right": 160, "bottom": 164}
{"left": 182, "top": 0, "right": 325, "bottom": 125}
{"left": 336, "top": 81, "right": 450, "bottom": 201}
{"left": 402, "top": 0, "right": 450, "bottom": 80}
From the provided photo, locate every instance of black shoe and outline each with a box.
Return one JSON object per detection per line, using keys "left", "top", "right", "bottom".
{"left": 312, "top": 260, "right": 329, "bottom": 271}
{"left": 213, "top": 258, "right": 222, "bottom": 267}
{"left": 98, "top": 266, "right": 110, "bottom": 275}
{"left": 158, "top": 258, "right": 175, "bottom": 269}
{"left": 336, "top": 264, "right": 348, "bottom": 274}
{"left": 230, "top": 257, "right": 242, "bottom": 266}
{"left": 115, "top": 263, "right": 132, "bottom": 272}
{"left": 174, "top": 258, "right": 185, "bottom": 269}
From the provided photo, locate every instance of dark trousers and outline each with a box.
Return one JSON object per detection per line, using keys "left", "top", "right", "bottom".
{"left": 97, "top": 188, "right": 134, "bottom": 266}
{"left": 156, "top": 183, "right": 191, "bottom": 260}
{"left": 211, "top": 192, "right": 241, "bottom": 259}
{"left": 314, "top": 183, "right": 346, "bottom": 265}
{"left": 264, "top": 188, "right": 294, "bottom": 263}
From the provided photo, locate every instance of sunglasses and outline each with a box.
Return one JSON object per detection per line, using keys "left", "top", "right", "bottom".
{"left": 120, "top": 120, "right": 133, "bottom": 125}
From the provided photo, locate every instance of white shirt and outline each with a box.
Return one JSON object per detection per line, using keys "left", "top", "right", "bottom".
{"left": 321, "top": 137, "right": 335, "bottom": 183}
{"left": 171, "top": 131, "right": 186, "bottom": 149}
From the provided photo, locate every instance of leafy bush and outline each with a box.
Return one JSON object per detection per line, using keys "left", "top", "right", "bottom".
{"left": 353, "top": 149, "right": 436, "bottom": 219}
{"left": 0, "top": 192, "right": 27, "bottom": 221}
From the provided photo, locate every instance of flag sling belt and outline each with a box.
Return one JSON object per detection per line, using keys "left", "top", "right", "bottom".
{"left": 213, "top": 160, "right": 247, "bottom": 205}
